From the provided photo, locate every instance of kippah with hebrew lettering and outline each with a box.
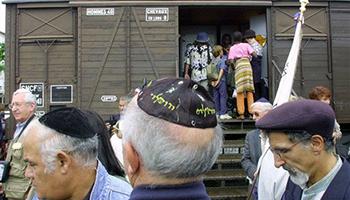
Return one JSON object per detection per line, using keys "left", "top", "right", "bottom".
{"left": 137, "top": 77, "right": 217, "bottom": 128}
{"left": 39, "top": 107, "right": 96, "bottom": 138}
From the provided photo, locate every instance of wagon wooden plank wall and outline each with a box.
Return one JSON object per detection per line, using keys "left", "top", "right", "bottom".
{"left": 5, "top": 3, "right": 76, "bottom": 114}
{"left": 271, "top": 2, "right": 330, "bottom": 99}
{"left": 3, "top": 0, "right": 350, "bottom": 199}
{"left": 78, "top": 6, "right": 178, "bottom": 117}
{"left": 3, "top": 0, "right": 350, "bottom": 122}
{"left": 330, "top": 1, "right": 350, "bottom": 123}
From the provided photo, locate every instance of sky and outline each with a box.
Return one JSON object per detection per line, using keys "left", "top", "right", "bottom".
{"left": 0, "top": 3, "right": 5, "bottom": 33}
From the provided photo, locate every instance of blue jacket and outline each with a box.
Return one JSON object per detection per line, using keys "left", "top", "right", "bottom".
{"left": 282, "top": 157, "right": 350, "bottom": 200}
{"left": 33, "top": 161, "right": 132, "bottom": 200}
{"left": 129, "top": 181, "right": 210, "bottom": 200}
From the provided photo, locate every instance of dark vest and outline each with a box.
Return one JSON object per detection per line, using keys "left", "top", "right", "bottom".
{"left": 129, "top": 181, "right": 210, "bottom": 200}
{"left": 282, "top": 157, "right": 350, "bottom": 200}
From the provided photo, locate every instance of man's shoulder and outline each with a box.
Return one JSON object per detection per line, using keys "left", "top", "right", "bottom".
{"left": 95, "top": 162, "right": 132, "bottom": 199}
{"left": 334, "top": 158, "right": 350, "bottom": 182}
{"left": 284, "top": 159, "right": 350, "bottom": 200}
{"left": 106, "top": 175, "right": 132, "bottom": 197}
{"left": 246, "top": 129, "right": 259, "bottom": 137}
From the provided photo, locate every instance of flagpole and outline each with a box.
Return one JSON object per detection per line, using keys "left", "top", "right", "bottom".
{"left": 273, "top": 0, "right": 309, "bottom": 107}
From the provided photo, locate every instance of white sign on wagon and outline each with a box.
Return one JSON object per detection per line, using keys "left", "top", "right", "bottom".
{"left": 101, "top": 95, "right": 117, "bottom": 103}
{"left": 86, "top": 8, "right": 115, "bottom": 16}
{"left": 20, "top": 82, "right": 44, "bottom": 107}
{"left": 145, "top": 8, "right": 169, "bottom": 21}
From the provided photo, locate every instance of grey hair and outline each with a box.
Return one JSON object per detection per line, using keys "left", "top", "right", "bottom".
{"left": 119, "top": 95, "right": 132, "bottom": 103}
{"left": 120, "top": 98, "right": 223, "bottom": 179}
{"left": 13, "top": 88, "right": 37, "bottom": 106}
{"left": 251, "top": 101, "right": 273, "bottom": 112}
{"left": 23, "top": 119, "right": 98, "bottom": 173}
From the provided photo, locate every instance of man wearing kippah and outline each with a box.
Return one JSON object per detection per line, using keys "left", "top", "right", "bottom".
{"left": 21, "top": 108, "right": 132, "bottom": 200}
{"left": 256, "top": 99, "right": 350, "bottom": 199}
{"left": 119, "top": 77, "right": 223, "bottom": 200}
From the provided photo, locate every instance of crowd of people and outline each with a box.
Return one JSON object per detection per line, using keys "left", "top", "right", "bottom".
{"left": 0, "top": 30, "right": 347, "bottom": 200}
{"left": 0, "top": 78, "right": 223, "bottom": 200}
{"left": 184, "top": 30, "right": 267, "bottom": 120}
{"left": 0, "top": 77, "right": 347, "bottom": 200}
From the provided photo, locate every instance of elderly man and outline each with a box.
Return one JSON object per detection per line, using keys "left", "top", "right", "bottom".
{"left": 241, "top": 98, "right": 287, "bottom": 200}
{"left": 107, "top": 94, "right": 133, "bottom": 165}
{"left": 241, "top": 98, "right": 272, "bottom": 181}
{"left": 109, "top": 95, "right": 132, "bottom": 123}
{"left": 21, "top": 107, "right": 132, "bottom": 200}
{"left": 256, "top": 99, "right": 350, "bottom": 199}
{"left": 2, "top": 89, "right": 37, "bottom": 200}
{"left": 119, "top": 77, "right": 223, "bottom": 199}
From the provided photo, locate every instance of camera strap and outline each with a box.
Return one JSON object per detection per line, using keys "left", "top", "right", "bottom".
{"left": 13, "top": 115, "right": 35, "bottom": 142}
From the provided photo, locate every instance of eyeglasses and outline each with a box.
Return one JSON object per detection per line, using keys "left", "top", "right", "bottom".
{"left": 269, "top": 139, "right": 305, "bottom": 160}
{"left": 9, "top": 102, "right": 29, "bottom": 109}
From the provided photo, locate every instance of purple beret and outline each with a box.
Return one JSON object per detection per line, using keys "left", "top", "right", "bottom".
{"left": 255, "top": 99, "right": 335, "bottom": 139}
{"left": 137, "top": 77, "right": 217, "bottom": 129}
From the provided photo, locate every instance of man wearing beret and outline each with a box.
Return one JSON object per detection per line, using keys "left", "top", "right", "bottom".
{"left": 21, "top": 107, "right": 132, "bottom": 200}
{"left": 256, "top": 99, "right": 350, "bottom": 199}
{"left": 119, "top": 77, "right": 223, "bottom": 200}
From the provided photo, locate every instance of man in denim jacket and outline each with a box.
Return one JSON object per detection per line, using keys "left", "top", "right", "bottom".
{"left": 21, "top": 108, "right": 132, "bottom": 200}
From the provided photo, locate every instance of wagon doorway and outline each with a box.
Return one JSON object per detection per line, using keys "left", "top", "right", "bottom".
{"left": 178, "top": 6, "right": 269, "bottom": 100}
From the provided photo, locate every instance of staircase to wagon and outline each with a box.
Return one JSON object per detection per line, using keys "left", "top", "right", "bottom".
{"left": 205, "top": 119, "right": 256, "bottom": 200}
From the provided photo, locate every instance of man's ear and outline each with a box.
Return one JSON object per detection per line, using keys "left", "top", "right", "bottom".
{"left": 56, "top": 151, "right": 72, "bottom": 174}
{"left": 310, "top": 135, "right": 325, "bottom": 154}
{"left": 29, "top": 102, "right": 36, "bottom": 112}
{"left": 124, "top": 142, "right": 140, "bottom": 176}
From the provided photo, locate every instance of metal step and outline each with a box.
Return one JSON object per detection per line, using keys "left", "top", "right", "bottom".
{"left": 204, "top": 169, "right": 246, "bottom": 181}
{"left": 223, "top": 140, "right": 244, "bottom": 148}
{"left": 206, "top": 119, "right": 253, "bottom": 200}
{"left": 207, "top": 186, "right": 248, "bottom": 200}
{"left": 216, "top": 154, "right": 241, "bottom": 165}
{"left": 221, "top": 140, "right": 245, "bottom": 155}
{"left": 220, "top": 120, "right": 256, "bottom": 131}
{"left": 219, "top": 118, "right": 255, "bottom": 123}
{"left": 223, "top": 129, "right": 253, "bottom": 135}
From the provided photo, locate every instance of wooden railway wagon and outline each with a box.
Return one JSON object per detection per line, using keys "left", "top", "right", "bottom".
{"left": 3, "top": 0, "right": 350, "bottom": 123}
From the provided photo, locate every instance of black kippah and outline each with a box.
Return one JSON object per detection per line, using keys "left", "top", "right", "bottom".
{"left": 137, "top": 77, "right": 217, "bottom": 129}
{"left": 39, "top": 107, "right": 96, "bottom": 138}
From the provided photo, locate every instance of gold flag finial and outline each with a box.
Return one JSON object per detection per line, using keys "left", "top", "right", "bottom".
{"left": 300, "top": 0, "right": 309, "bottom": 13}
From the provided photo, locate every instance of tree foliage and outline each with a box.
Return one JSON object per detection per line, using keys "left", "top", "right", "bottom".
{"left": 0, "top": 43, "right": 4, "bottom": 72}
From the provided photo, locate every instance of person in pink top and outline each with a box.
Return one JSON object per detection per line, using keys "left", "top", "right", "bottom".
{"left": 228, "top": 31, "right": 257, "bottom": 119}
